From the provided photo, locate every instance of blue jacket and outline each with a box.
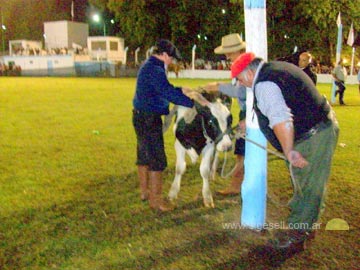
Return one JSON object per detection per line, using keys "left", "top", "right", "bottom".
{"left": 133, "top": 56, "right": 193, "bottom": 115}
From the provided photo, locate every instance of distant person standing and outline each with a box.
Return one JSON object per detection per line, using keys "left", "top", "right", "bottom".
{"left": 332, "top": 59, "right": 347, "bottom": 105}
{"left": 298, "top": 52, "right": 317, "bottom": 85}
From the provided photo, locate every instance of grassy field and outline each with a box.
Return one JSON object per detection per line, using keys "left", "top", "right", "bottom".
{"left": 0, "top": 77, "right": 359, "bottom": 269}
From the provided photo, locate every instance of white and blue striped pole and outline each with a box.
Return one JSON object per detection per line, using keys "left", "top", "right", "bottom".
{"left": 331, "top": 12, "right": 342, "bottom": 104}
{"left": 241, "top": 0, "right": 268, "bottom": 229}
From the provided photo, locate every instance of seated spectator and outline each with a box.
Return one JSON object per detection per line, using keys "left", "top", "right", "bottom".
{"left": 204, "top": 61, "right": 212, "bottom": 70}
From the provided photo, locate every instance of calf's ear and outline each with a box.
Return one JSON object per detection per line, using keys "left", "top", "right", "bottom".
{"left": 218, "top": 93, "right": 232, "bottom": 110}
{"left": 194, "top": 101, "right": 210, "bottom": 114}
{"left": 201, "top": 91, "right": 217, "bottom": 102}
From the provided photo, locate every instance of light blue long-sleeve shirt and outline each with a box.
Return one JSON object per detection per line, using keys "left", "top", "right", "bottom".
{"left": 219, "top": 81, "right": 246, "bottom": 113}
{"left": 252, "top": 61, "right": 293, "bottom": 128}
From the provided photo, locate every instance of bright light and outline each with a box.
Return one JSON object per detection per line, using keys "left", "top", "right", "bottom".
{"left": 92, "top": 14, "right": 100, "bottom": 23}
{"left": 204, "top": 36, "right": 208, "bottom": 40}
{"left": 343, "top": 58, "right": 348, "bottom": 64}
{"left": 197, "top": 34, "right": 201, "bottom": 39}
{"left": 1, "top": 25, "right": 6, "bottom": 30}
{"left": 356, "top": 61, "right": 360, "bottom": 67}
{"left": 222, "top": 9, "right": 226, "bottom": 14}
{"left": 284, "top": 34, "right": 289, "bottom": 39}
{"left": 110, "top": 19, "right": 115, "bottom": 24}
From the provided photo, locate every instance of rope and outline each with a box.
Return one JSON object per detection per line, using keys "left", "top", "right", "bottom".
{"left": 219, "top": 143, "right": 238, "bottom": 179}
{"left": 235, "top": 132, "right": 286, "bottom": 160}
{"left": 218, "top": 126, "right": 303, "bottom": 207}
{"left": 188, "top": 92, "right": 303, "bottom": 206}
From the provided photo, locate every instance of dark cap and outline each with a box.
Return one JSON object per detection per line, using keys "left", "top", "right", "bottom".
{"left": 153, "top": 39, "right": 182, "bottom": 60}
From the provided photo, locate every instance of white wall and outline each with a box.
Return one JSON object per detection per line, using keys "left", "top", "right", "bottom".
{"left": 44, "top": 21, "right": 68, "bottom": 49}
{"left": 2, "top": 55, "right": 74, "bottom": 70}
{"left": 67, "top": 22, "right": 89, "bottom": 49}
{"left": 317, "top": 74, "right": 358, "bottom": 84}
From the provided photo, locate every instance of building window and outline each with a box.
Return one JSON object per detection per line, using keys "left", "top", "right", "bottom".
{"left": 110, "top": 41, "right": 118, "bottom": 51}
{"left": 91, "top": 41, "right": 106, "bottom": 50}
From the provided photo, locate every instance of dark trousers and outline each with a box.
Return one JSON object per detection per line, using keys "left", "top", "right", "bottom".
{"left": 335, "top": 80, "right": 346, "bottom": 104}
{"left": 288, "top": 113, "right": 339, "bottom": 231}
{"left": 132, "top": 109, "right": 167, "bottom": 171}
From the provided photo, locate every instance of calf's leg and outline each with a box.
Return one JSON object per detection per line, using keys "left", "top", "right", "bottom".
{"left": 168, "top": 140, "right": 187, "bottom": 202}
{"left": 200, "top": 144, "right": 215, "bottom": 208}
{"left": 210, "top": 151, "right": 219, "bottom": 181}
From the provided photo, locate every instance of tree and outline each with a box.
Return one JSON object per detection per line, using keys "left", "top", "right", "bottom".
{"left": 94, "top": 0, "right": 244, "bottom": 62}
{"left": 293, "top": 0, "right": 360, "bottom": 64}
{"left": 3, "top": 0, "right": 358, "bottom": 65}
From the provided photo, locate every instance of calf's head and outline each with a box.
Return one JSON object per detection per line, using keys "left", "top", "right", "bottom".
{"left": 195, "top": 101, "right": 233, "bottom": 152}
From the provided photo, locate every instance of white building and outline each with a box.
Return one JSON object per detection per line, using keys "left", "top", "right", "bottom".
{"left": 44, "top": 20, "right": 88, "bottom": 50}
{"left": 0, "top": 20, "right": 128, "bottom": 76}
{"left": 87, "top": 36, "right": 125, "bottom": 63}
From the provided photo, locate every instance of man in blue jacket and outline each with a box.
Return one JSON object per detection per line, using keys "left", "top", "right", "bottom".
{"left": 132, "top": 39, "right": 208, "bottom": 212}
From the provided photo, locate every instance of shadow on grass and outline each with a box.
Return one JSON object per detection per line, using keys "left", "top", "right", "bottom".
{"left": 212, "top": 244, "right": 307, "bottom": 269}
{"left": 0, "top": 169, "right": 309, "bottom": 269}
{"left": 116, "top": 231, "right": 235, "bottom": 269}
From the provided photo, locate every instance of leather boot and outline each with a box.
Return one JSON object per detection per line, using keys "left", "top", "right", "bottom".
{"left": 138, "top": 165, "right": 149, "bottom": 201}
{"left": 270, "top": 230, "right": 310, "bottom": 252}
{"left": 217, "top": 155, "right": 244, "bottom": 196}
{"left": 149, "top": 171, "right": 174, "bottom": 212}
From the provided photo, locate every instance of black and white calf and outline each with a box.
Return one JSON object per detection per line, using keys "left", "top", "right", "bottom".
{"left": 167, "top": 96, "right": 233, "bottom": 208}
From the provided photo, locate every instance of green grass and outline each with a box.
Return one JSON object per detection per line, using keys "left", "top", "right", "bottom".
{"left": 0, "top": 77, "right": 359, "bottom": 269}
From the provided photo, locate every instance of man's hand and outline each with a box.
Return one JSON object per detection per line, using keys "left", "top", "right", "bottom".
{"left": 182, "top": 88, "right": 210, "bottom": 107}
{"left": 203, "top": 82, "right": 220, "bottom": 93}
{"left": 192, "top": 92, "right": 210, "bottom": 107}
{"left": 287, "top": 150, "right": 309, "bottom": 168}
{"left": 234, "top": 120, "right": 246, "bottom": 139}
{"left": 238, "top": 119, "right": 246, "bottom": 133}
{"left": 182, "top": 87, "right": 193, "bottom": 95}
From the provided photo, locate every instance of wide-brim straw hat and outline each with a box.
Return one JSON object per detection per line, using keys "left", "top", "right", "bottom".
{"left": 214, "top": 33, "right": 246, "bottom": 54}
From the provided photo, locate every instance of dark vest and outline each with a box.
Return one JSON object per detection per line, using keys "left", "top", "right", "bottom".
{"left": 253, "top": 61, "right": 330, "bottom": 151}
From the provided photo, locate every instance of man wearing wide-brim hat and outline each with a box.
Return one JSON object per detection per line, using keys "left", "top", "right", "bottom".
{"left": 204, "top": 33, "right": 247, "bottom": 196}
{"left": 214, "top": 33, "right": 246, "bottom": 54}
